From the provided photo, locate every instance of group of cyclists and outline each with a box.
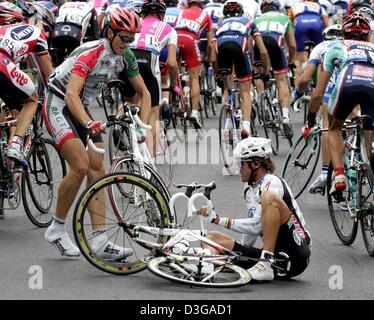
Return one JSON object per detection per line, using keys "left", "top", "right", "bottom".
{"left": 1, "top": 0, "right": 374, "bottom": 284}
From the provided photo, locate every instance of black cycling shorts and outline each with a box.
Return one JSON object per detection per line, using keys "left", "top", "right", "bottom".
{"left": 119, "top": 50, "right": 161, "bottom": 107}
{"left": 232, "top": 211, "right": 311, "bottom": 278}
{"left": 217, "top": 41, "right": 252, "bottom": 82}
{"left": 254, "top": 35, "right": 288, "bottom": 75}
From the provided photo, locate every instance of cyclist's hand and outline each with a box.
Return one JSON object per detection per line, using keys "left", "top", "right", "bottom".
{"left": 85, "top": 120, "right": 103, "bottom": 136}
{"left": 196, "top": 206, "right": 218, "bottom": 223}
{"left": 307, "top": 111, "right": 317, "bottom": 128}
{"left": 301, "top": 125, "right": 312, "bottom": 138}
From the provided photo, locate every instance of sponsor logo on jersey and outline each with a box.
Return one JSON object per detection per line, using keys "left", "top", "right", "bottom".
{"left": 352, "top": 65, "right": 374, "bottom": 78}
{"left": 10, "top": 67, "right": 28, "bottom": 86}
{"left": 10, "top": 25, "right": 34, "bottom": 41}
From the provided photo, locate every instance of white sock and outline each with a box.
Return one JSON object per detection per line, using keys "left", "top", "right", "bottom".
{"left": 242, "top": 121, "right": 251, "bottom": 133}
{"left": 47, "top": 216, "right": 66, "bottom": 234}
{"left": 261, "top": 250, "right": 273, "bottom": 268}
{"left": 162, "top": 97, "right": 169, "bottom": 105}
{"left": 92, "top": 229, "right": 107, "bottom": 247}
{"left": 191, "top": 110, "right": 198, "bottom": 118}
{"left": 282, "top": 107, "right": 289, "bottom": 119}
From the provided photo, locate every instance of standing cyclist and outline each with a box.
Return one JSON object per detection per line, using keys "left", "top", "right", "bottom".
{"left": 43, "top": 7, "right": 141, "bottom": 258}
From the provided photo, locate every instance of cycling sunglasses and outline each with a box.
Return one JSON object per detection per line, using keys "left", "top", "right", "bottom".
{"left": 115, "top": 33, "right": 135, "bottom": 44}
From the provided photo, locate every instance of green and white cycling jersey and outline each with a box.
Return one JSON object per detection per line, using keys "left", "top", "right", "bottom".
{"left": 254, "top": 11, "right": 293, "bottom": 47}
{"left": 323, "top": 40, "right": 374, "bottom": 74}
{"left": 49, "top": 39, "right": 139, "bottom": 106}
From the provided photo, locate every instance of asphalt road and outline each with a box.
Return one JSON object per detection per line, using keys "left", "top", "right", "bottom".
{"left": 1, "top": 100, "right": 373, "bottom": 300}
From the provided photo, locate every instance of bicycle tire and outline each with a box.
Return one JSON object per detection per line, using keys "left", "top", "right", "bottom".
{"left": 326, "top": 162, "right": 358, "bottom": 245}
{"left": 261, "top": 95, "right": 279, "bottom": 155}
{"left": 147, "top": 256, "right": 251, "bottom": 288}
{"left": 73, "top": 172, "right": 172, "bottom": 275}
{"left": 219, "top": 105, "right": 239, "bottom": 175}
{"left": 281, "top": 133, "right": 321, "bottom": 199}
{"left": 22, "top": 139, "right": 66, "bottom": 228}
{"left": 110, "top": 155, "right": 171, "bottom": 205}
{"left": 358, "top": 166, "right": 374, "bottom": 256}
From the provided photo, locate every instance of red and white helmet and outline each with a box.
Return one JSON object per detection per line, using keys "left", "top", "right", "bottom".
{"left": 104, "top": 7, "right": 141, "bottom": 33}
{"left": 342, "top": 12, "right": 371, "bottom": 39}
{"left": 0, "top": 2, "right": 24, "bottom": 25}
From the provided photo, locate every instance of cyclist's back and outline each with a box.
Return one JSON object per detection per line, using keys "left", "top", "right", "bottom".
{"left": 291, "top": 0, "right": 328, "bottom": 51}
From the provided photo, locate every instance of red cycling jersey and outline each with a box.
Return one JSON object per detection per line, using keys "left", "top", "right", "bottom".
{"left": 174, "top": 6, "right": 213, "bottom": 39}
{"left": 174, "top": 7, "right": 213, "bottom": 69}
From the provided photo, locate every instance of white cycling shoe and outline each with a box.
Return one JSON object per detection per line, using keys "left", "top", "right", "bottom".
{"left": 91, "top": 232, "right": 133, "bottom": 260}
{"left": 308, "top": 174, "right": 327, "bottom": 194}
{"left": 44, "top": 228, "right": 81, "bottom": 257}
{"left": 248, "top": 261, "right": 274, "bottom": 282}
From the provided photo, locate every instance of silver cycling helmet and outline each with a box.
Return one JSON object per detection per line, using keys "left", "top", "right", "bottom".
{"left": 233, "top": 137, "right": 273, "bottom": 161}
{"left": 323, "top": 24, "right": 343, "bottom": 40}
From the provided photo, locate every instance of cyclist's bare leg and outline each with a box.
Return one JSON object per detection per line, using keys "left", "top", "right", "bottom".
{"left": 294, "top": 51, "right": 308, "bottom": 87}
{"left": 13, "top": 90, "right": 38, "bottom": 138}
{"left": 188, "top": 65, "right": 202, "bottom": 112}
{"left": 239, "top": 80, "right": 252, "bottom": 122}
{"left": 321, "top": 104, "right": 330, "bottom": 166}
{"left": 55, "top": 138, "right": 89, "bottom": 221}
{"left": 328, "top": 117, "right": 345, "bottom": 172}
{"left": 149, "top": 106, "right": 160, "bottom": 158}
{"left": 86, "top": 143, "right": 106, "bottom": 230}
{"left": 202, "top": 231, "right": 235, "bottom": 255}
{"left": 260, "top": 191, "right": 291, "bottom": 253}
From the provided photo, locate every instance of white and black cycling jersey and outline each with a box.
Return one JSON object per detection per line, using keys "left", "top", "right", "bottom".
{"left": 229, "top": 173, "right": 311, "bottom": 248}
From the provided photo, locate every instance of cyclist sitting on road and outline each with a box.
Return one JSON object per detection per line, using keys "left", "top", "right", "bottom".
{"left": 294, "top": 24, "right": 343, "bottom": 195}
{"left": 174, "top": 0, "right": 214, "bottom": 129}
{"left": 305, "top": 13, "right": 374, "bottom": 194}
{"left": 254, "top": 0, "right": 296, "bottom": 136}
{"left": 0, "top": 2, "right": 54, "bottom": 166}
{"left": 43, "top": 7, "right": 141, "bottom": 258}
{"left": 197, "top": 137, "right": 311, "bottom": 282}
{"left": 289, "top": 0, "right": 329, "bottom": 87}
{"left": 212, "top": 1, "right": 269, "bottom": 137}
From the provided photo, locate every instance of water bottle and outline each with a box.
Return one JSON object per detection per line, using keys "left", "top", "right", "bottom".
{"left": 235, "top": 109, "right": 242, "bottom": 129}
{"left": 347, "top": 168, "right": 357, "bottom": 192}
{"left": 172, "top": 239, "right": 190, "bottom": 254}
{"left": 161, "top": 102, "right": 172, "bottom": 128}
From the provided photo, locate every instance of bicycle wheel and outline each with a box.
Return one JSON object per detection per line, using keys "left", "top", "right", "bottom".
{"left": 22, "top": 139, "right": 66, "bottom": 228}
{"left": 219, "top": 105, "right": 239, "bottom": 174}
{"left": 147, "top": 256, "right": 251, "bottom": 288}
{"left": 108, "top": 125, "right": 131, "bottom": 164}
{"left": 110, "top": 155, "right": 171, "bottom": 207}
{"left": 73, "top": 172, "right": 172, "bottom": 275}
{"left": 155, "top": 122, "right": 174, "bottom": 188}
{"left": 261, "top": 95, "right": 279, "bottom": 155}
{"left": 282, "top": 134, "right": 320, "bottom": 199}
{"left": 171, "top": 93, "right": 187, "bottom": 142}
{"left": 358, "top": 169, "right": 374, "bottom": 256}
{"left": 326, "top": 162, "right": 358, "bottom": 245}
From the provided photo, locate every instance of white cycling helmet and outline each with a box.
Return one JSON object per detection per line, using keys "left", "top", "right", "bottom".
{"left": 233, "top": 137, "right": 273, "bottom": 161}
{"left": 323, "top": 24, "right": 343, "bottom": 40}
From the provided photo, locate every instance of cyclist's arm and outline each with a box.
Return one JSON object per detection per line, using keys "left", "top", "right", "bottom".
{"left": 308, "top": 70, "right": 331, "bottom": 113}
{"left": 127, "top": 74, "right": 151, "bottom": 125}
{"left": 212, "top": 215, "right": 262, "bottom": 237}
{"left": 206, "top": 30, "right": 214, "bottom": 63}
{"left": 37, "top": 54, "right": 54, "bottom": 81}
{"left": 167, "top": 44, "right": 179, "bottom": 88}
{"left": 297, "top": 64, "right": 317, "bottom": 93}
{"left": 64, "top": 74, "right": 92, "bottom": 126}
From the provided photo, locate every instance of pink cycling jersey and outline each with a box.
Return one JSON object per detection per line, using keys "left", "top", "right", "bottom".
{"left": 130, "top": 16, "right": 178, "bottom": 55}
